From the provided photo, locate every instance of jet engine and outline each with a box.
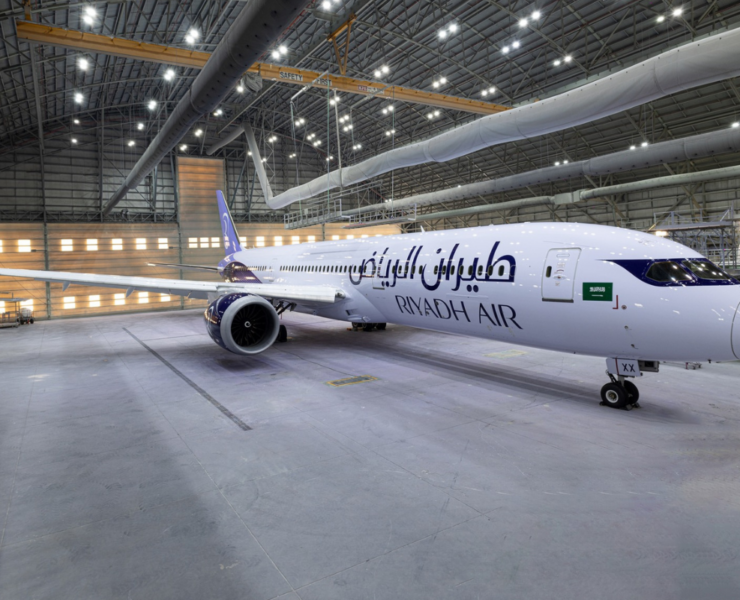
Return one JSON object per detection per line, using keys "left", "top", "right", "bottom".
{"left": 204, "top": 293, "right": 280, "bottom": 355}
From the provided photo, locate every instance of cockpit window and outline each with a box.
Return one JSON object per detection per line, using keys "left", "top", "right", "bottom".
{"left": 645, "top": 261, "right": 693, "bottom": 283}
{"left": 682, "top": 260, "right": 733, "bottom": 281}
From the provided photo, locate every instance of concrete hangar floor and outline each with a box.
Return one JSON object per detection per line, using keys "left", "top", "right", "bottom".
{"left": 1, "top": 310, "right": 740, "bottom": 600}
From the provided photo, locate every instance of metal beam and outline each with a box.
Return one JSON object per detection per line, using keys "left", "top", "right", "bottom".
{"left": 16, "top": 20, "right": 509, "bottom": 116}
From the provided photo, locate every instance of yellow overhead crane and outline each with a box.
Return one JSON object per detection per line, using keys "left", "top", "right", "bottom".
{"left": 16, "top": 20, "right": 509, "bottom": 116}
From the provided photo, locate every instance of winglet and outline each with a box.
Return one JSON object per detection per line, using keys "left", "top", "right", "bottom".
{"left": 217, "top": 191, "right": 243, "bottom": 255}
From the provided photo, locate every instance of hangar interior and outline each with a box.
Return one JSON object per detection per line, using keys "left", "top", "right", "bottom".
{"left": 2, "top": 1, "right": 740, "bottom": 598}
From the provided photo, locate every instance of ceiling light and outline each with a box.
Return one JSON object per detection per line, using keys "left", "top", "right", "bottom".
{"left": 554, "top": 161, "right": 560, "bottom": 166}
{"left": 289, "top": 153, "right": 296, "bottom": 159}
{"left": 353, "top": 143, "right": 362, "bottom": 150}
{"left": 279, "top": 45, "right": 288, "bottom": 55}
{"left": 481, "top": 90, "right": 488, "bottom": 97}
{"left": 213, "top": 108, "right": 223, "bottom": 116}
{"left": 427, "top": 112, "right": 434, "bottom": 120}
{"left": 488, "top": 86, "right": 496, "bottom": 94}
{"left": 553, "top": 59, "right": 561, "bottom": 66}
{"left": 73, "top": 119, "right": 80, "bottom": 125}
{"left": 147, "top": 99, "right": 157, "bottom": 110}
{"left": 164, "top": 68, "right": 175, "bottom": 81}
{"left": 434, "top": 110, "right": 440, "bottom": 117}
{"left": 321, "top": 0, "right": 331, "bottom": 9}
{"left": 448, "top": 23, "right": 458, "bottom": 33}
{"left": 137, "top": 122, "right": 144, "bottom": 130}
{"left": 82, "top": 14, "right": 94, "bottom": 25}
{"left": 519, "top": 18, "right": 528, "bottom": 28}
{"left": 432, "top": 81, "right": 440, "bottom": 89}
{"left": 512, "top": 40, "right": 520, "bottom": 49}
{"left": 326, "top": 156, "right": 333, "bottom": 162}
{"left": 179, "top": 144, "right": 187, "bottom": 151}
{"left": 641, "top": 141, "right": 649, "bottom": 147}
{"left": 374, "top": 70, "right": 381, "bottom": 78}
{"left": 78, "top": 57, "right": 89, "bottom": 71}
{"left": 438, "top": 29, "right": 448, "bottom": 40}
{"left": 672, "top": 7, "right": 683, "bottom": 17}
{"left": 629, "top": 145, "right": 636, "bottom": 150}
{"left": 74, "top": 92, "right": 83, "bottom": 104}
{"left": 271, "top": 50, "right": 280, "bottom": 59}
{"left": 236, "top": 85, "right": 244, "bottom": 93}
{"left": 564, "top": 55, "right": 572, "bottom": 63}
{"left": 532, "top": 10, "right": 541, "bottom": 19}
{"left": 71, "top": 138, "right": 78, "bottom": 144}
{"left": 261, "top": 157, "right": 267, "bottom": 163}
{"left": 194, "top": 128, "right": 203, "bottom": 137}
{"left": 84, "top": 6, "right": 96, "bottom": 17}
{"left": 127, "top": 140, "right": 135, "bottom": 147}
{"left": 188, "top": 28, "right": 199, "bottom": 40}
{"left": 656, "top": 15, "right": 665, "bottom": 23}
{"left": 732, "top": 122, "right": 739, "bottom": 128}
{"left": 502, "top": 46, "right": 510, "bottom": 54}
{"left": 439, "top": 76, "right": 447, "bottom": 84}
{"left": 185, "top": 33, "right": 195, "bottom": 44}
{"left": 563, "top": 159, "right": 569, "bottom": 164}
{"left": 314, "top": 140, "right": 322, "bottom": 146}
{"left": 381, "top": 64, "right": 390, "bottom": 74}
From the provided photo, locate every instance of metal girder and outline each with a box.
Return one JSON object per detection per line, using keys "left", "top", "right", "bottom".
{"left": 15, "top": 20, "right": 509, "bottom": 116}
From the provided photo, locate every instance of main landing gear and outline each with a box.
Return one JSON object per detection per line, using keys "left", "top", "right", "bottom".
{"left": 600, "top": 358, "right": 659, "bottom": 410}
{"left": 350, "top": 322, "right": 387, "bottom": 332}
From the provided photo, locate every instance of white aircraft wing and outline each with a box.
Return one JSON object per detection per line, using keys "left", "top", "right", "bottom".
{"left": 0, "top": 268, "right": 341, "bottom": 304}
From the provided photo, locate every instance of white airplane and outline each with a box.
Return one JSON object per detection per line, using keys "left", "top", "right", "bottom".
{"left": 1, "top": 191, "right": 738, "bottom": 410}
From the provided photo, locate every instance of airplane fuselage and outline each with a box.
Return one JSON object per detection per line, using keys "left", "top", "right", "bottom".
{"left": 218, "top": 222, "right": 740, "bottom": 363}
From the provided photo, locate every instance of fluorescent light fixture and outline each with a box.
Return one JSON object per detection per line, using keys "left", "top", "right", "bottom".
{"left": 164, "top": 68, "right": 175, "bottom": 81}
{"left": 655, "top": 231, "right": 668, "bottom": 237}
{"left": 147, "top": 99, "right": 157, "bottom": 110}
{"left": 74, "top": 92, "right": 83, "bottom": 103}
{"left": 732, "top": 122, "right": 740, "bottom": 128}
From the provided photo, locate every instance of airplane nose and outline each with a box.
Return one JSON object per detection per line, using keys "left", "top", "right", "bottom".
{"left": 733, "top": 301, "right": 740, "bottom": 360}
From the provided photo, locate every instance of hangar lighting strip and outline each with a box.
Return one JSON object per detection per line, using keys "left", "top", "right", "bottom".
{"left": 15, "top": 20, "right": 509, "bottom": 117}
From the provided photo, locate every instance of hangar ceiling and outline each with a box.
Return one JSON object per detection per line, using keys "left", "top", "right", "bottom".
{"left": 0, "top": 0, "right": 739, "bottom": 231}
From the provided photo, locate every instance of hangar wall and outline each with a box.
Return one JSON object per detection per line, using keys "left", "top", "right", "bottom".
{"left": 0, "top": 157, "right": 400, "bottom": 320}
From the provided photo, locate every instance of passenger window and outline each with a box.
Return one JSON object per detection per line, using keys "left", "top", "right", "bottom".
{"left": 434, "top": 265, "right": 438, "bottom": 275}
{"left": 682, "top": 260, "right": 733, "bottom": 281}
{"left": 450, "top": 266, "right": 455, "bottom": 276}
{"left": 546, "top": 266, "right": 552, "bottom": 278}
{"left": 498, "top": 265, "right": 505, "bottom": 277}
{"left": 468, "top": 266, "right": 473, "bottom": 276}
{"left": 645, "top": 261, "right": 693, "bottom": 283}
{"left": 487, "top": 265, "right": 493, "bottom": 276}
{"left": 442, "top": 265, "right": 447, "bottom": 276}
{"left": 477, "top": 265, "right": 483, "bottom": 276}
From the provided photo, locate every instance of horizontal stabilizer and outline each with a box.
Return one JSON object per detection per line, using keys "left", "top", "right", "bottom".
{"left": 148, "top": 262, "right": 220, "bottom": 273}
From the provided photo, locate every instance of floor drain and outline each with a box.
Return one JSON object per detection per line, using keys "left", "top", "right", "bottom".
{"left": 326, "top": 375, "right": 378, "bottom": 387}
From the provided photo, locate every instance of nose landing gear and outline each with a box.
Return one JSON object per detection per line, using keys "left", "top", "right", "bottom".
{"left": 600, "top": 376, "right": 640, "bottom": 410}
{"left": 601, "top": 358, "right": 657, "bottom": 410}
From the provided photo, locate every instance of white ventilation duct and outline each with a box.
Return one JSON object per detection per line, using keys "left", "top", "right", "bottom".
{"left": 343, "top": 126, "right": 740, "bottom": 217}
{"left": 267, "top": 27, "right": 740, "bottom": 209}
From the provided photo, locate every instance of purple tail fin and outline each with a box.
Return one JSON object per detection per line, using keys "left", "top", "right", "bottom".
{"left": 217, "top": 191, "right": 242, "bottom": 255}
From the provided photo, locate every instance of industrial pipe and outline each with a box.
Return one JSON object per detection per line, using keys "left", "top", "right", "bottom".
{"left": 103, "top": 0, "right": 310, "bottom": 216}
{"left": 343, "top": 126, "right": 740, "bottom": 218}
{"left": 268, "top": 27, "right": 740, "bottom": 209}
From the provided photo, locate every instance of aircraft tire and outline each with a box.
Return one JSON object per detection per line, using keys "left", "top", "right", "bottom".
{"left": 600, "top": 383, "right": 630, "bottom": 410}
{"left": 362, "top": 323, "right": 375, "bottom": 332}
{"left": 277, "top": 324, "right": 288, "bottom": 343}
{"left": 623, "top": 380, "right": 639, "bottom": 404}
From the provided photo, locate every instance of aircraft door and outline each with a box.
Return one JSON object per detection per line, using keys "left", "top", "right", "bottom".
{"left": 542, "top": 248, "right": 581, "bottom": 302}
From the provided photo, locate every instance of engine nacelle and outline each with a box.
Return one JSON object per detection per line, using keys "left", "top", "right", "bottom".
{"left": 204, "top": 293, "right": 280, "bottom": 355}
